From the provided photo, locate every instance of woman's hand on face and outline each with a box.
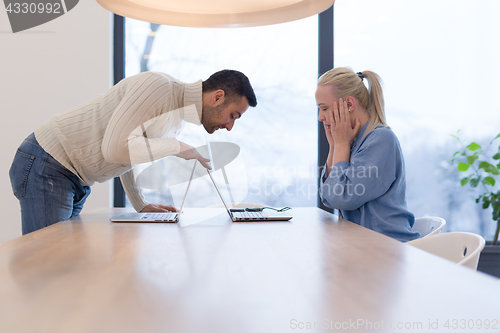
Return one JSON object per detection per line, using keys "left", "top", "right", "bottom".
{"left": 324, "top": 122, "right": 335, "bottom": 150}
{"left": 328, "top": 98, "right": 361, "bottom": 148}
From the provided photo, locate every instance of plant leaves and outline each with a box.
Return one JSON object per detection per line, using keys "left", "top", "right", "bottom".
{"left": 490, "top": 133, "right": 500, "bottom": 144}
{"left": 451, "top": 151, "right": 461, "bottom": 163}
{"left": 479, "top": 161, "right": 500, "bottom": 175}
{"left": 461, "top": 176, "right": 472, "bottom": 186}
{"left": 470, "top": 177, "right": 480, "bottom": 188}
{"left": 482, "top": 176, "right": 496, "bottom": 186}
{"left": 457, "top": 162, "right": 470, "bottom": 172}
{"left": 466, "top": 142, "right": 481, "bottom": 151}
{"left": 467, "top": 154, "right": 479, "bottom": 165}
{"left": 493, "top": 152, "right": 500, "bottom": 160}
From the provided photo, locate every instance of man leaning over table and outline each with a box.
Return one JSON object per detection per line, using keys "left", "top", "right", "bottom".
{"left": 9, "top": 70, "right": 257, "bottom": 235}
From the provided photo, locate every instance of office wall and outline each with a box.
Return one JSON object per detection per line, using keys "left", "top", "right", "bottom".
{"left": 0, "top": 2, "right": 111, "bottom": 243}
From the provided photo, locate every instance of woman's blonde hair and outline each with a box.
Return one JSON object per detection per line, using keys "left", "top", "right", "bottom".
{"left": 318, "top": 67, "right": 387, "bottom": 137}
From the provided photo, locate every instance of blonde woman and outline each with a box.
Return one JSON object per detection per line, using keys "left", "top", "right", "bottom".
{"left": 316, "top": 67, "right": 419, "bottom": 242}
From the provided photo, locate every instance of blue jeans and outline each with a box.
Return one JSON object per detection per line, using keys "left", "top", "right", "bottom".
{"left": 9, "top": 133, "right": 91, "bottom": 235}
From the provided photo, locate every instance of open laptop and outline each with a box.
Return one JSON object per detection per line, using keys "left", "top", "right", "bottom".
{"left": 110, "top": 163, "right": 196, "bottom": 223}
{"left": 207, "top": 169, "right": 292, "bottom": 222}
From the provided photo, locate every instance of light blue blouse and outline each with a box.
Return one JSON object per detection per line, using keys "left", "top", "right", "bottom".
{"left": 319, "top": 123, "right": 420, "bottom": 242}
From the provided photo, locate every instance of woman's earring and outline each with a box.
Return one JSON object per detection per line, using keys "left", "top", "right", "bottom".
{"left": 348, "top": 108, "right": 352, "bottom": 112}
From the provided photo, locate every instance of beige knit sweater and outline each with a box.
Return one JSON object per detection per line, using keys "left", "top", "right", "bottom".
{"left": 35, "top": 72, "right": 203, "bottom": 212}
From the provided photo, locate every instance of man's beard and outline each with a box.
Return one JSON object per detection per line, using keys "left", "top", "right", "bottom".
{"left": 202, "top": 103, "right": 226, "bottom": 134}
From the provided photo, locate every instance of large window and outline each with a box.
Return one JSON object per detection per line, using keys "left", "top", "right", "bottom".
{"left": 334, "top": 0, "right": 500, "bottom": 239}
{"left": 124, "top": 17, "right": 319, "bottom": 209}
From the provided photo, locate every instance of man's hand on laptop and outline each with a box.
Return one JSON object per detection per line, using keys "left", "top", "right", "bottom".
{"left": 176, "top": 142, "right": 212, "bottom": 169}
{"left": 141, "top": 204, "right": 178, "bottom": 213}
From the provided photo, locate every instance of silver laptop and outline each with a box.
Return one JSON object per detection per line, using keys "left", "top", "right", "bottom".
{"left": 110, "top": 163, "right": 196, "bottom": 223}
{"left": 207, "top": 169, "right": 292, "bottom": 222}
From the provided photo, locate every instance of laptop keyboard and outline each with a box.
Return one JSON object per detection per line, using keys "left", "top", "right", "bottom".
{"left": 238, "top": 211, "right": 265, "bottom": 218}
{"left": 141, "top": 213, "right": 175, "bottom": 220}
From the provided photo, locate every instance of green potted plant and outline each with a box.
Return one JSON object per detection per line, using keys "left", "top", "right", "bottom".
{"left": 451, "top": 131, "right": 500, "bottom": 277}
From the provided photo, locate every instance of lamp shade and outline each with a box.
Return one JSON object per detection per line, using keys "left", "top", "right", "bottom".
{"left": 96, "top": 0, "right": 335, "bottom": 27}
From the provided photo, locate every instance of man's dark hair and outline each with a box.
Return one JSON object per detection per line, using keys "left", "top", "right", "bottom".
{"left": 202, "top": 70, "right": 257, "bottom": 107}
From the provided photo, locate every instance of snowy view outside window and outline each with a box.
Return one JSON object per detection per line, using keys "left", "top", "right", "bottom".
{"left": 124, "top": 0, "right": 500, "bottom": 240}
{"left": 124, "top": 16, "right": 319, "bottom": 210}
{"left": 335, "top": 0, "right": 500, "bottom": 239}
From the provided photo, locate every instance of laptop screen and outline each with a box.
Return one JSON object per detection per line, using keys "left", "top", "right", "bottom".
{"left": 178, "top": 162, "right": 196, "bottom": 213}
{"left": 206, "top": 169, "right": 233, "bottom": 217}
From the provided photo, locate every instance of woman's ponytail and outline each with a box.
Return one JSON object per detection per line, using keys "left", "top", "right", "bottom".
{"left": 360, "top": 70, "right": 387, "bottom": 136}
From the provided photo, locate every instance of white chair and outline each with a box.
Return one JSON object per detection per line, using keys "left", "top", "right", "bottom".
{"left": 407, "top": 232, "right": 486, "bottom": 270}
{"left": 412, "top": 216, "right": 446, "bottom": 238}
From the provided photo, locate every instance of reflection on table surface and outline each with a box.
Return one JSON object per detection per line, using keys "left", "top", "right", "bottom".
{"left": 0, "top": 207, "right": 499, "bottom": 333}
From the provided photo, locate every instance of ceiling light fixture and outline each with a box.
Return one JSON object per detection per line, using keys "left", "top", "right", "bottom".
{"left": 97, "top": 0, "right": 335, "bottom": 28}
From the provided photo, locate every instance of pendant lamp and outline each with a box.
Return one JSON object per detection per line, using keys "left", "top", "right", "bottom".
{"left": 96, "top": 0, "right": 335, "bottom": 28}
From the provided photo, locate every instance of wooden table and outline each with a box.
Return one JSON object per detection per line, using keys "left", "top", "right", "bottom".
{"left": 1, "top": 207, "right": 499, "bottom": 333}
